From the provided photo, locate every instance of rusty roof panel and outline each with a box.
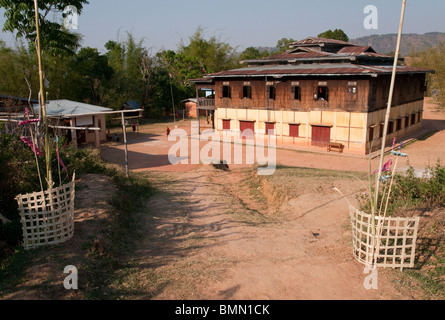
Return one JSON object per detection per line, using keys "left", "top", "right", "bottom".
{"left": 207, "top": 64, "right": 434, "bottom": 78}
{"left": 291, "top": 37, "right": 354, "bottom": 47}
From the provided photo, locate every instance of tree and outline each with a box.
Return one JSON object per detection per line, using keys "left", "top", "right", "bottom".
{"left": 410, "top": 44, "right": 445, "bottom": 108}
{"left": 103, "top": 33, "right": 157, "bottom": 110}
{"left": 240, "top": 47, "right": 269, "bottom": 61}
{"left": 0, "top": 0, "right": 88, "bottom": 56}
{"left": 178, "top": 26, "right": 239, "bottom": 73}
{"left": 65, "top": 47, "right": 113, "bottom": 105}
{"left": 0, "top": 41, "right": 38, "bottom": 99}
{"left": 317, "top": 29, "right": 350, "bottom": 42}
{"left": 275, "top": 38, "right": 296, "bottom": 54}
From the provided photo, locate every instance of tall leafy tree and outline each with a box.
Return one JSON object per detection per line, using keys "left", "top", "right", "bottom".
{"left": 274, "top": 38, "right": 296, "bottom": 54}
{"left": 65, "top": 47, "right": 113, "bottom": 105}
{"left": 103, "top": 33, "right": 149, "bottom": 110}
{"left": 178, "top": 26, "right": 239, "bottom": 73}
{"left": 0, "top": 40, "right": 38, "bottom": 98}
{"left": 0, "top": 0, "right": 88, "bottom": 56}
{"left": 410, "top": 44, "right": 445, "bottom": 108}
{"left": 240, "top": 47, "right": 269, "bottom": 61}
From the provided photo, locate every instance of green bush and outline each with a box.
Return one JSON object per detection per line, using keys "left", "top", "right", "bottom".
{"left": 358, "top": 160, "right": 445, "bottom": 215}
{"left": 393, "top": 161, "right": 445, "bottom": 210}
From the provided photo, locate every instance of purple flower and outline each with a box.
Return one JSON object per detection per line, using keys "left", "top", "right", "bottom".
{"left": 21, "top": 137, "right": 44, "bottom": 157}
{"left": 18, "top": 119, "right": 40, "bottom": 126}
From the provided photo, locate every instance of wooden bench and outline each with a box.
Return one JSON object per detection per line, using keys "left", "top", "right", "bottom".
{"left": 327, "top": 142, "right": 345, "bottom": 153}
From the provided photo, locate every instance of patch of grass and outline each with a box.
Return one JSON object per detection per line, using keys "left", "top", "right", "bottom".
{"left": 265, "top": 166, "right": 366, "bottom": 201}
{"left": 81, "top": 172, "right": 156, "bottom": 300}
{"left": 0, "top": 247, "right": 39, "bottom": 295}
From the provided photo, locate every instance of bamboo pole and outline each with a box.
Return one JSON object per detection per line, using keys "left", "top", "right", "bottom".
{"left": 121, "top": 112, "right": 130, "bottom": 178}
{"left": 373, "top": 0, "right": 407, "bottom": 232}
{"left": 33, "top": 0, "right": 52, "bottom": 187}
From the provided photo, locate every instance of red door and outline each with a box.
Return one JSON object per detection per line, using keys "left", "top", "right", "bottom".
{"left": 240, "top": 121, "right": 255, "bottom": 139}
{"left": 311, "top": 126, "right": 331, "bottom": 147}
{"left": 266, "top": 122, "right": 275, "bottom": 135}
{"left": 223, "top": 120, "right": 231, "bottom": 131}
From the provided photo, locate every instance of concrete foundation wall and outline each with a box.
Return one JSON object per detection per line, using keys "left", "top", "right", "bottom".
{"left": 215, "top": 99, "right": 425, "bottom": 155}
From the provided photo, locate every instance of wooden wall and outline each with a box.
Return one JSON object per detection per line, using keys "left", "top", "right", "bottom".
{"left": 368, "top": 73, "right": 426, "bottom": 112}
{"left": 215, "top": 78, "right": 370, "bottom": 112}
{"left": 213, "top": 73, "right": 426, "bottom": 113}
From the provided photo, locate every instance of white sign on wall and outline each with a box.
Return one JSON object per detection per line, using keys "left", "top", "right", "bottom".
{"left": 76, "top": 116, "right": 93, "bottom": 127}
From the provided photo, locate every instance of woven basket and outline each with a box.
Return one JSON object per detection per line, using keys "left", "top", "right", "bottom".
{"left": 16, "top": 175, "right": 76, "bottom": 250}
{"left": 350, "top": 205, "right": 419, "bottom": 270}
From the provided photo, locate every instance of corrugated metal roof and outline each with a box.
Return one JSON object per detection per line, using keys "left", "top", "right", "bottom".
{"left": 291, "top": 37, "right": 354, "bottom": 47}
{"left": 337, "top": 46, "right": 374, "bottom": 55}
{"left": 123, "top": 100, "right": 141, "bottom": 110}
{"left": 206, "top": 64, "right": 433, "bottom": 78}
{"left": 33, "top": 99, "right": 113, "bottom": 117}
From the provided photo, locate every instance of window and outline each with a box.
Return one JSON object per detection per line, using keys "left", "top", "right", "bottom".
{"left": 369, "top": 127, "right": 375, "bottom": 142}
{"left": 405, "top": 116, "right": 410, "bottom": 128}
{"left": 265, "top": 122, "right": 275, "bottom": 135}
{"left": 379, "top": 124, "right": 384, "bottom": 139}
{"left": 268, "top": 86, "right": 276, "bottom": 100}
{"left": 315, "top": 86, "right": 329, "bottom": 101}
{"left": 292, "top": 86, "right": 301, "bottom": 100}
{"left": 388, "top": 121, "right": 394, "bottom": 135}
{"left": 243, "top": 86, "right": 252, "bottom": 99}
{"left": 411, "top": 114, "right": 416, "bottom": 126}
{"left": 223, "top": 120, "right": 231, "bottom": 131}
{"left": 222, "top": 86, "right": 231, "bottom": 98}
{"left": 347, "top": 86, "right": 358, "bottom": 101}
{"left": 397, "top": 119, "right": 402, "bottom": 132}
{"left": 289, "top": 124, "right": 300, "bottom": 138}
{"left": 348, "top": 86, "right": 358, "bottom": 94}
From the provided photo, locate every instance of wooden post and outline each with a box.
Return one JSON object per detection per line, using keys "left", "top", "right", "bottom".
{"left": 196, "top": 87, "right": 200, "bottom": 135}
{"left": 121, "top": 112, "right": 129, "bottom": 178}
{"left": 94, "top": 116, "right": 100, "bottom": 148}
{"left": 70, "top": 119, "right": 78, "bottom": 149}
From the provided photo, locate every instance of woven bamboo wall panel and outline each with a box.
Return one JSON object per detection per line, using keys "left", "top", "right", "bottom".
{"left": 16, "top": 177, "right": 76, "bottom": 250}
{"left": 350, "top": 206, "right": 419, "bottom": 269}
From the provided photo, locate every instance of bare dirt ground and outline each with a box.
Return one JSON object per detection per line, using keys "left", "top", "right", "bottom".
{"left": 2, "top": 99, "right": 443, "bottom": 300}
{"left": 100, "top": 98, "right": 443, "bottom": 300}
{"left": 130, "top": 167, "right": 421, "bottom": 300}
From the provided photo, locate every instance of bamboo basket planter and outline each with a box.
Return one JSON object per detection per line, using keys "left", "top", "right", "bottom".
{"left": 16, "top": 175, "right": 76, "bottom": 250}
{"left": 349, "top": 205, "right": 419, "bottom": 270}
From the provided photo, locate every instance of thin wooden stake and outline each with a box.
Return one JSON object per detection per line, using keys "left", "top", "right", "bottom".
{"left": 374, "top": 0, "right": 407, "bottom": 230}
{"left": 33, "top": 0, "right": 52, "bottom": 187}
{"left": 121, "top": 112, "right": 130, "bottom": 178}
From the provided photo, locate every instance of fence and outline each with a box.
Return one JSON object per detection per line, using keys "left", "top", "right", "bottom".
{"left": 16, "top": 175, "right": 76, "bottom": 250}
{"left": 349, "top": 205, "right": 419, "bottom": 270}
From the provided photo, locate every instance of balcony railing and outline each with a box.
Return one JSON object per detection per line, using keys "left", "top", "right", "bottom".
{"left": 197, "top": 98, "right": 215, "bottom": 108}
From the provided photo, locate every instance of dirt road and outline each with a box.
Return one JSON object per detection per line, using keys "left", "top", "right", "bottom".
{"left": 99, "top": 98, "right": 444, "bottom": 300}
{"left": 130, "top": 166, "right": 419, "bottom": 300}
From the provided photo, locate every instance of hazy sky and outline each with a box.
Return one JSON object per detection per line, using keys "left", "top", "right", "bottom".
{"left": 1, "top": 0, "right": 444, "bottom": 52}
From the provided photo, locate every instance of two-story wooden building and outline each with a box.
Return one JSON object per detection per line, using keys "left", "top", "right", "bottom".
{"left": 191, "top": 37, "right": 434, "bottom": 154}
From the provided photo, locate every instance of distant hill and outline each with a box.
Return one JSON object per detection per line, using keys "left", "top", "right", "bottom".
{"left": 351, "top": 32, "right": 445, "bottom": 56}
